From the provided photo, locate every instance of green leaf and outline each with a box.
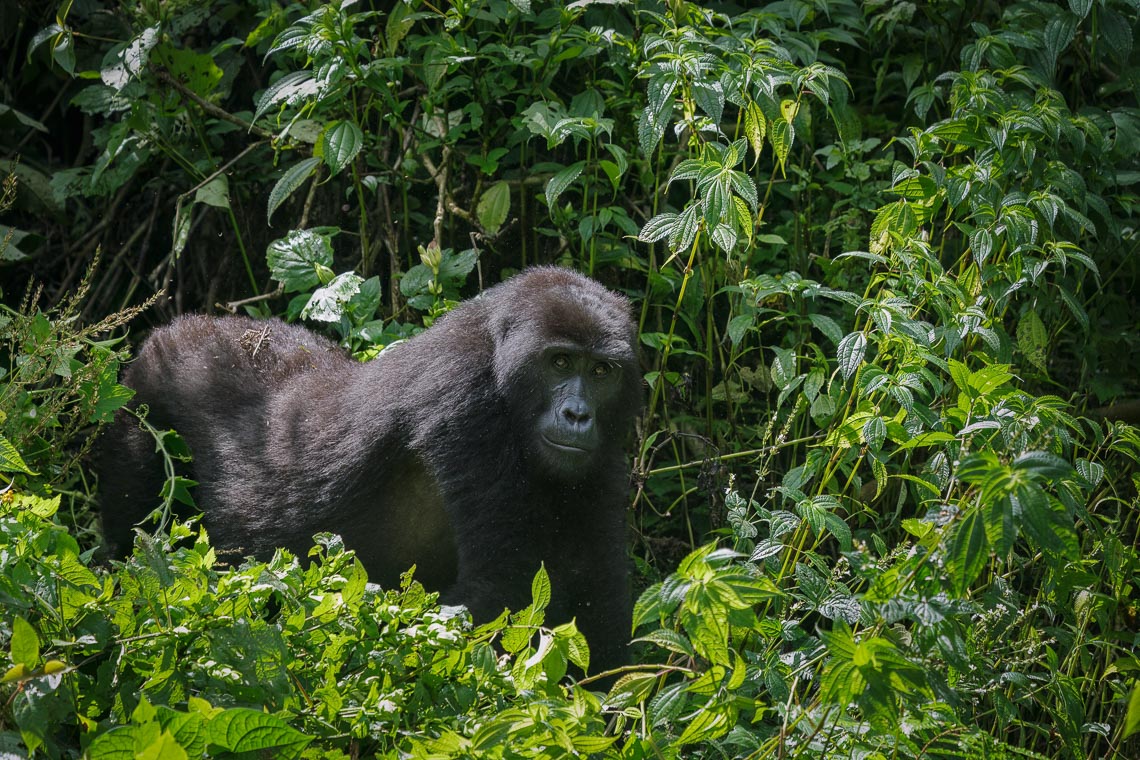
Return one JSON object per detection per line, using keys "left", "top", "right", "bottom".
{"left": 837, "top": 332, "right": 867, "bottom": 380}
{"left": 1017, "top": 309, "right": 1049, "bottom": 374}
{"left": 136, "top": 730, "right": 190, "bottom": 760}
{"left": 385, "top": 0, "right": 415, "bottom": 53}
{"left": 862, "top": 417, "right": 886, "bottom": 451}
{"left": 193, "top": 175, "right": 229, "bottom": 209}
{"left": 302, "top": 272, "right": 363, "bottom": 323}
{"left": 1067, "top": 0, "right": 1092, "bottom": 17}
{"left": 530, "top": 565, "right": 551, "bottom": 611}
{"left": 544, "top": 161, "right": 584, "bottom": 209}
{"left": 770, "top": 118, "right": 793, "bottom": 176}
{"left": 267, "top": 156, "right": 320, "bottom": 224}
{"left": 205, "top": 708, "right": 310, "bottom": 759}
{"left": 266, "top": 228, "right": 336, "bottom": 292}
{"left": 477, "top": 181, "right": 510, "bottom": 235}
{"left": 948, "top": 508, "right": 988, "bottom": 596}
{"left": 639, "top": 212, "right": 678, "bottom": 243}
{"left": 0, "top": 434, "right": 36, "bottom": 475}
{"left": 10, "top": 617, "right": 39, "bottom": 668}
{"left": 318, "top": 121, "right": 364, "bottom": 177}
{"left": 676, "top": 705, "right": 730, "bottom": 746}
{"left": 669, "top": 203, "right": 701, "bottom": 253}
{"left": 253, "top": 71, "right": 319, "bottom": 125}
{"left": 1125, "top": 681, "right": 1140, "bottom": 739}
{"left": 744, "top": 101, "right": 766, "bottom": 163}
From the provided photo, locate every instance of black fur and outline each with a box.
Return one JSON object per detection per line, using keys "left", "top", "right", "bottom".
{"left": 99, "top": 267, "right": 641, "bottom": 669}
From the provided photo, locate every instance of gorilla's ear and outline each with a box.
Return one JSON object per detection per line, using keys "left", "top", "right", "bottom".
{"left": 490, "top": 317, "right": 535, "bottom": 393}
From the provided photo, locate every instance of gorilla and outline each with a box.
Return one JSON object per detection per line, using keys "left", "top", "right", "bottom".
{"left": 98, "top": 267, "right": 641, "bottom": 670}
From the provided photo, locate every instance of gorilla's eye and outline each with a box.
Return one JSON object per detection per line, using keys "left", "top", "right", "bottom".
{"left": 592, "top": 363, "right": 611, "bottom": 378}
{"left": 552, "top": 353, "right": 571, "bottom": 370}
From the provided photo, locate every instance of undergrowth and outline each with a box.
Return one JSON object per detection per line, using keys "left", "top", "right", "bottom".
{"left": 1, "top": 0, "right": 1138, "bottom": 758}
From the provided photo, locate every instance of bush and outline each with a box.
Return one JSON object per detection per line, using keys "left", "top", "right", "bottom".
{"left": 1, "top": 0, "right": 1138, "bottom": 757}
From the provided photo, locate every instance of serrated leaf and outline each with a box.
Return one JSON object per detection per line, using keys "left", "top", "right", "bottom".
{"left": 710, "top": 222, "right": 737, "bottom": 253}
{"left": 545, "top": 161, "right": 584, "bottom": 209}
{"left": 386, "top": 0, "right": 415, "bottom": 53}
{"left": 692, "top": 81, "right": 724, "bottom": 124}
{"left": 1076, "top": 458, "right": 1104, "bottom": 488}
{"left": 744, "top": 101, "right": 766, "bottom": 163}
{"left": 634, "top": 629, "right": 695, "bottom": 657}
{"left": 318, "top": 120, "right": 363, "bottom": 177}
{"left": 477, "top": 181, "right": 511, "bottom": 234}
{"left": 267, "top": 156, "right": 320, "bottom": 224}
{"left": 862, "top": 417, "right": 886, "bottom": 451}
{"left": 302, "top": 272, "right": 363, "bottom": 322}
{"left": 253, "top": 70, "right": 319, "bottom": 125}
{"left": 1068, "top": 0, "right": 1093, "bottom": 17}
{"left": 750, "top": 539, "right": 784, "bottom": 562}
{"left": 948, "top": 508, "right": 988, "bottom": 596}
{"left": 639, "top": 212, "right": 678, "bottom": 243}
{"left": 638, "top": 101, "right": 672, "bottom": 156}
{"left": 530, "top": 565, "right": 552, "bottom": 611}
{"left": 770, "top": 118, "right": 793, "bottom": 176}
{"left": 669, "top": 203, "right": 701, "bottom": 253}
{"left": 1017, "top": 309, "right": 1049, "bottom": 374}
{"left": 266, "top": 228, "right": 335, "bottom": 292}
{"left": 0, "top": 434, "right": 36, "bottom": 475}
{"left": 837, "top": 332, "right": 867, "bottom": 380}
{"left": 205, "top": 708, "right": 310, "bottom": 759}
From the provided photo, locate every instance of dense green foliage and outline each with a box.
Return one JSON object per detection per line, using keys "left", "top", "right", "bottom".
{"left": 2, "top": 0, "right": 1139, "bottom": 757}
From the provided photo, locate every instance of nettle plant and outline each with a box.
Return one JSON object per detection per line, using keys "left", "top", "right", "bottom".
{"left": 619, "top": 5, "right": 1139, "bottom": 759}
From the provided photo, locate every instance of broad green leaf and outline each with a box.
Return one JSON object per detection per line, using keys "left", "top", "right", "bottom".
{"left": 544, "top": 161, "right": 584, "bottom": 209}
{"left": 692, "top": 81, "right": 724, "bottom": 124}
{"left": 729, "top": 170, "right": 759, "bottom": 211}
{"left": 676, "top": 706, "right": 729, "bottom": 746}
{"left": 639, "top": 212, "right": 678, "bottom": 243}
{"left": 477, "top": 181, "right": 510, "bottom": 235}
{"left": 0, "top": 434, "right": 36, "bottom": 475}
{"left": 530, "top": 564, "right": 551, "bottom": 611}
{"left": 948, "top": 358, "right": 971, "bottom": 395}
{"left": 837, "top": 332, "right": 867, "bottom": 380}
{"left": 267, "top": 156, "right": 320, "bottom": 223}
{"left": 253, "top": 70, "right": 318, "bottom": 125}
{"left": 205, "top": 708, "right": 310, "bottom": 759}
{"left": 733, "top": 196, "right": 753, "bottom": 244}
{"left": 385, "top": 0, "right": 415, "bottom": 53}
{"left": 668, "top": 202, "right": 701, "bottom": 253}
{"left": 770, "top": 118, "right": 793, "bottom": 176}
{"left": 318, "top": 120, "right": 363, "bottom": 177}
{"left": 1068, "top": 0, "right": 1093, "bottom": 17}
{"left": 194, "top": 175, "right": 229, "bottom": 209}
{"left": 638, "top": 101, "right": 672, "bottom": 156}
{"left": 152, "top": 44, "right": 222, "bottom": 98}
{"left": 302, "top": 272, "right": 364, "bottom": 322}
{"left": 266, "top": 228, "right": 335, "bottom": 292}
{"left": 948, "top": 508, "right": 988, "bottom": 596}
{"left": 1017, "top": 309, "right": 1049, "bottom": 374}
{"left": 770, "top": 347, "right": 796, "bottom": 390}
{"left": 1125, "top": 681, "right": 1140, "bottom": 738}
{"left": 862, "top": 417, "right": 886, "bottom": 451}
{"left": 10, "top": 617, "right": 39, "bottom": 668}
{"left": 744, "top": 101, "right": 766, "bottom": 162}
{"left": 136, "top": 730, "right": 190, "bottom": 760}
{"left": 710, "top": 223, "right": 737, "bottom": 254}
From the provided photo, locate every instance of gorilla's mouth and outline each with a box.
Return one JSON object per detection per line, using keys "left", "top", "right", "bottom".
{"left": 541, "top": 435, "right": 592, "bottom": 453}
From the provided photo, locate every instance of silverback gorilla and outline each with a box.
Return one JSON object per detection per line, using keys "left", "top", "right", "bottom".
{"left": 99, "top": 267, "right": 641, "bottom": 669}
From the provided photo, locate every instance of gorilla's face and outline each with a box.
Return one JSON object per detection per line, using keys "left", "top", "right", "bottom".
{"left": 533, "top": 345, "right": 625, "bottom": 478}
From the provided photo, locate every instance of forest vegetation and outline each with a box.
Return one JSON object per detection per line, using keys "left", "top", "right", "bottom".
{"left": 1, "top": 0, "right": 1138, "bottom": 758}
